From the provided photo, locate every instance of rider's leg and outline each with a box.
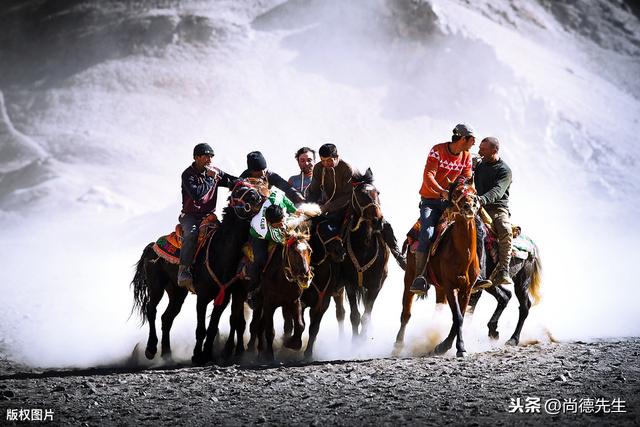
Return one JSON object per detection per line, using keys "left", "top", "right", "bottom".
{"left": 472, "top": 215, "right": 493, "bottom": 291}
{"left": 487, "top": 206, "right": 514, "bottom": 286}
{"left": 410, "top": 198, "right": 445, "bottom": 295}
{"left": 178, "top": 214, "right": 201, "bottom": 292}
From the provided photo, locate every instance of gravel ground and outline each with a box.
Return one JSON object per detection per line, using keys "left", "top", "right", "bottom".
{"left": 1, "top": 339, "right": 639, "bottom": 426}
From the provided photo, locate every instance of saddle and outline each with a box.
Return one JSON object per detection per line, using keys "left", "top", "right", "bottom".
{"left": 405, "top": 208, "right": 456, "bottom": 256}
{"left": 485, "top": 225, "right": 535, "bottom": 262}
{"left": 152, "top": 214, "right": 219, "bottom": 264}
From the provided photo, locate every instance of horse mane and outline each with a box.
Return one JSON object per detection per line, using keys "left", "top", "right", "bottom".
{"left": 285, "top": 223, "right": 310, "bottom": 242}
{"left": 352, "top": 167, "right": 374, "bottom": 185}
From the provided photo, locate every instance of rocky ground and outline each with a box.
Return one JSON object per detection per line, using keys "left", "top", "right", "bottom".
{"left": 1, "top": 339, "right": 639, "bottom": 426}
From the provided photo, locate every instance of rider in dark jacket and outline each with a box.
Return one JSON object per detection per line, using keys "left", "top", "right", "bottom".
{"left": 239, "top": 151, "right": 305, "bottom": 205}
{"left": 178, "top": 143, "right": 238, "bottom": 292}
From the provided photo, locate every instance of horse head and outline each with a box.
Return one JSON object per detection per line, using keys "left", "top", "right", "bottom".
{"left": 282, "top": 228, "right": 314, "bottom": 290}
{"left": 351, "top": 168, "right": 383, "bottom": 239}
{"left": 449, "top": 177, "right": 479, "bottom": 220}
{"left": 228, "top": 180, "right": 265, "bottom": 219}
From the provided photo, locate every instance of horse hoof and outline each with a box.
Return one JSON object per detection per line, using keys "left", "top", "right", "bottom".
{"left": 284, "top": 337, "right": 302, "bottom": 350}
{"left": 433, "top": 344, "right": 447, "bottom": 355}
{"left": 488, "top": 330, "right": 499, "bottom": 340}
{"left": 506, "top": 338, "right": 519, "bottom": 346}
{"left": 456, "top": 351, "right": 467, "bottom": 358}
{"left": 145, "top": 348, "right": 157, "bottom": 360}
{"left": 161, "top": 351, "right": 172, "bottom": 361}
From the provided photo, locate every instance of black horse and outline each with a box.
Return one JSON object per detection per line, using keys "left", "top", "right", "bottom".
{"left": 131, "top": 181, "right": 263, "bottom": 363}
{"left": 468, "top": 234, "right": 542, "bottom": 345}
{"left": 339, "top": 168, "right": 404, "bottom": 340}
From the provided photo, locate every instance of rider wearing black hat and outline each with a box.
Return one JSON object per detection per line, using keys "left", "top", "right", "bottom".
{"left": 178, "top": 143, "right": 238, "bottom": 292}
{"left": 239, "top": 151, "right": 304, "bottom": 204}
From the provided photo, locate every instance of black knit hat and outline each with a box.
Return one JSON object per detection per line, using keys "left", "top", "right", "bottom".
{"left": 319, "top": 143, "right": 338, "bottom": 158}
{"left": 247, "top": 151, "right": 267, "bottom": 171}
{"left": 193, "top": 143, "right": 214, "bottom": 156}
{"left": 265, "top": 204, "right": 284, "bottom": 224}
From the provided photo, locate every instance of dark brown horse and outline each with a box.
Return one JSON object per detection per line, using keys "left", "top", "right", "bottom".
{"left": 248, "top": 227, "right": 314, "bottom": 361}
{"left": 340, "top": 168, "right": 403, "bottom": 340}
{"left": 297, "top": 221, "right": 346, "bottom": 358}
{"left": 467, "top": 234, "right": 542, "bottom": 345}
{"left": 395, "top": 228, "right": 542, "bottom": 349}
{"left": 424, "top": 178, "right": 480, "bottom": 357}
{"left": 130, "top": 181, "right": 264, "bottom": 364}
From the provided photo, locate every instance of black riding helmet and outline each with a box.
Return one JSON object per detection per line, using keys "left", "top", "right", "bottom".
{"left": 264, "top": 204, "right": 285, "bottom": 225}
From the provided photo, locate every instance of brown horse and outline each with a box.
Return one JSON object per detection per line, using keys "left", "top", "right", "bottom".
{"left": 298, "top": 221, "right": 346, "bottom": 358}
{"left": 248, "top": 227, "right": 314, "bottom": 361}
{"left": 424, "top": 178, "right": 480, "bottom": 357}
{"left": 130, "top": 181, "right": 264, "bottom": 364}
{"left": 395, "top": 229, "right": 542, "bottom": 350}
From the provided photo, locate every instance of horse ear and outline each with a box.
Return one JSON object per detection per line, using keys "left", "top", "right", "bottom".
{"left": 365, "top": 167, "right": 373, "bottom": 180}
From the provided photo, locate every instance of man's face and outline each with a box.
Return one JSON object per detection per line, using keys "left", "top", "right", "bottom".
{"left": 478, "top": 140, "right": 495, "bottom": 159}
{"left": 461, "top": 136, "right": 476, "bottom": 152}
{"left": 250, "top": 169, "right": 266, "bottom": 179}
{"left": 320, "top": 156, "right": 339, "bottom": 169}
{"left": 194, "top": 154, "right": 213, "bottom": 169}
{"left": 297, "top": 152, "right": 315, "bottom": 175}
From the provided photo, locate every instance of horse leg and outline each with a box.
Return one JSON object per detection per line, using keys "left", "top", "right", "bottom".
{"left": 507, "top": 280, "right": 531, "bottom": 346}
{"left": 395, "top": 272, "right": 415, "bottom": 347}
{"left": 484, "top": 285, "right": 512, "bottom": 340}
{"left": 192, "top": 297, "right": 208, "bottom": 365}
{"left": 144, "top": 284, "right": 164, "bottom": 360}
{"left": 202, "top": 301, "right": 227, "bottom": 363}
{"left": 304, "top": 295, "right": 332, "bottom": 360}
{"left": 334, "top": 288, "right": 346, "bottom": 339}
{"left": 160, "top": 287, "right": 188, "bottom": 359}
{"left": 248, "top": 302, "right": 262, "bottom": 353}
{"left": 233, "top": 292, "right": 248, "bottom": 358}
{"left": 454, "top": 289, "right": 471, "bottom": 357}
{"left": 284, "top": 300, "right": 304, "bottom": 351}
{"left": 361, "top": 282, "right": 383, "bottom": 339}
{"left": 223, "top": 291, "right": 244, "bottom": 360}
{"left": 345, "top": 286, "right": 361, "bottom": 340}
{"left": 282, "top": 306, "right": 294, "bottom": 339}
{"left": 434, "top": 289, "right": 462, "bottom": 356}
{"left": 263, "top": 304, "right": 277, "bottom": 361}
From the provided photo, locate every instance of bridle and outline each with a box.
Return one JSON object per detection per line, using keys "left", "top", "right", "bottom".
{"left": 350, "top": 183, "right": 381, "bottom": 232}
{"left": 314, "top": 223, "right": 343, "bottom": 265}
{"left": 450, "top": 184, "right": 479, "bottom": 219}
{"left": 228, "top": 182, "right": 263, "bottom": 217}
{"left": 283, "top": 236, "right": 314, "bottom": 290}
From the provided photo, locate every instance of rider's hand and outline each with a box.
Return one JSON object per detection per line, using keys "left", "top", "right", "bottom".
{"left": 206, "top": 167, "right": 218, "bottom": 179}
{"left": 440, "top": 189, "right": 449, "bottom": 200}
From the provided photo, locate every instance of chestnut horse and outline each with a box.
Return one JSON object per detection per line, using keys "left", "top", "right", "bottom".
{"left": 424, "top": 178, "right": 480, "bottom": 357}
{"left": 248, "top": 228, "right": 314, "bottom": 361}
{"left": 130, "top": 181, "right": 264, "bottom": 363}
{"left": 395, "top": 228, "right": 542, "bottom": 349}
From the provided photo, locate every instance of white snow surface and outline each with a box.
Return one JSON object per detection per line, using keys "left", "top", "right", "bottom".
{"left": 0, "top": 0, "right": 638, "bottom": 368}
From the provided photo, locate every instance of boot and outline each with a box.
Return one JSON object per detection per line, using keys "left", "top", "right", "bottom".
{"left": 177, "top": 265, "right": 195, "bottom": 293}
{"left": 491, "top": 268, "right": 514, "bottom": 286}
{"left": 472, "top": 277, "right": 493, "bottom": 293}
{"left": 409, "top": 251, "right": 431, "bottom": 295}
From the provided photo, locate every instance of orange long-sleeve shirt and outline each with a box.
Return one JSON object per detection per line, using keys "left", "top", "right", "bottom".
{"left": 419, "top": 142, "right": 472, "bottom": 199}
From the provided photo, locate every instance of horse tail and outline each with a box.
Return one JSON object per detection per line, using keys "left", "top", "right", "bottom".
{"left": 528, "top": 248, "right": 542, "bottom": 306}
{"left": 130, "top": 242, "right": 155, "bottom": 325}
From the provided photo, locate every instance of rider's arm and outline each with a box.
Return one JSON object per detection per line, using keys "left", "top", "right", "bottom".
{"left": 269, "top": 172, "right": 305, "bottom": 204}
{"left": 320, "top": 162, "right": 353, "bottom": 214}
{"left": 478, "top": 166, "right": 512, "bottom": 206}
{"left": 216, "top": 169, "right": 239, "bottom": 189}
{"left": 182, "top": 170, "right": 214, "bottom": 201}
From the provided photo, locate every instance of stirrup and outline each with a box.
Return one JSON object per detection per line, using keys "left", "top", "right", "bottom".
{"left": 409, "top": 275, "right": 430, "bottom": 296}
{"left": 471, "top": 278, "right": 493, "bottom": 294}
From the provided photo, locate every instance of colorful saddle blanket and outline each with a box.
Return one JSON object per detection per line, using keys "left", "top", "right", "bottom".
{"left": 405, "top": 209, "right": 456, "bottom": 255}
{"left": 152, "top": 214, "right": 219, "bottom": 264}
